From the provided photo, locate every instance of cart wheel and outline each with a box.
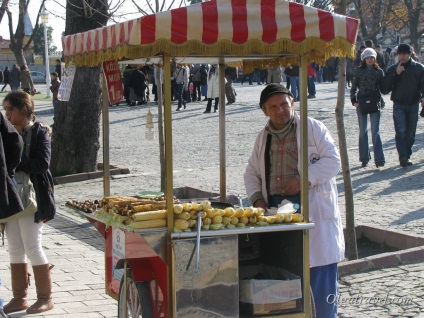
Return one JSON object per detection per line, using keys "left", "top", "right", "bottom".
{"left": 118, "top": 271, "right": 154, "bottom": 318}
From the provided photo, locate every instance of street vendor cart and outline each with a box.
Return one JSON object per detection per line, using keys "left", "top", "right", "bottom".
{"left": 62, "top": 0, "right": 359, "bottom": 317}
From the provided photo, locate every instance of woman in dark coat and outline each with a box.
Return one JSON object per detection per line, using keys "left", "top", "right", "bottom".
{"left": 1, "top": 91, "right": 55, "bottom": 315}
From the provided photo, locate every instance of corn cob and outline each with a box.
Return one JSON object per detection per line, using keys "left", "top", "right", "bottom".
{"left": 249, "top": 216, "right": 257, "bottom": 224}
{"left": 232, "top": 208, "right": 244, "bottom": 218}
{"left": 226, "top": 224, "right": 236, "bottom": 229}
{"left": 274, "top": 214, "right": 285, "bottom": 223}
{"left": 131, "top": 210, "right": 167, "bottom": 221}
{"left": 190, "top": 211, "right": 198, "bottom": 220}
{"left": 212, "top": 215, "right": 223, "bottom": 224}
{"left": 182, "top": 203, "right": 192, "bottom": 212}
{"left": 129, "top": 203, "right": 167, "bottom": 214}
{"left": 240, "top": 216, "right": 249, "bottom": 224}
{"left": 256, "top": 221, "right": 269, "bottom": 226}
{"left": 222, "top": 217, "right": 231, "bottom": 225}
{"left": 230, "top": 217, "right": 239, "bottom": 225}
{"left": 291, "top": 214, "right": 304, "bottom": 222}
{"left": 224, "top": 207, "right": 234, "bottom": 217}
{"left": 201, "top": 201, "right": 212, "bottom": 210}
{"left": 209, "top": 224, "right": 223, "bottom": 230}
{"left": 191, "top": 203, "right": 203, "bottom": 211}
{"left": 173, "top": 204, "right": 183, "bottom": 214}
{"left": 128, "top": 219, "right": 166, "bottom": 229}
{"left": 236, "top": 223, "right": 246, "bottom": 228}
{"left": 203, "top": 217, "right": 212, "bottom": 225}
{"left": 176, "top": 212, "right": 191, "bottom": 220}
{"left": 188, "top": 219, "right": 196, "bottom": 228}
{"left": 283, "top": 213, "right": 293, "bottom": 222}
{"left": 265, "top": 216, "right": 276, "bottom": 224}
{"left": 206, "top": 209, "right": 217, "bottom": 218}
{"left": 174, "top": 219, "right": 189, "bottom": 230}
{"left": 256, "top": 208, "right": 265, "bottom": 216}
{"left": 242, "top": 207, "right": 254, "bottom": 218}
{"left": 202, "top": 225, "right": 210, "bottom": 230}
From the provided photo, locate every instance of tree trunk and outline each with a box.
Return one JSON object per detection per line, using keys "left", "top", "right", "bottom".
{"left": 50, "top": 0, "right": 109, "bottom": 176}
{"left": 336, "top": 0, "right": 358, "bottom": 261}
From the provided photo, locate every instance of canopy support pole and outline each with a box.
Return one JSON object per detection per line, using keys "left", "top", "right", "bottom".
{"left": 101, "top": 73, "right": 110, "bottom": 197}
{"left": 219, "top": 62, "right": 226, "bottom": 202}
{"left": 299, "top": 55, "right": 311, "bottom": 317}
{"left": 163, "top": 54, "right": 175, "bottom": 318}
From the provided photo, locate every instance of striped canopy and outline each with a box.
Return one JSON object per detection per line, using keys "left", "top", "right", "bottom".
{"left": 62, "top": 0, "right": 359, "bottom": 67}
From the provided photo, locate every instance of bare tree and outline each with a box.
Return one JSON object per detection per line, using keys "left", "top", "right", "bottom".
{"left": 3, "top": 0, "right": 46, "bottom": 66}
{"left": 50, "top": 0, "right": 111, "bottom": 176}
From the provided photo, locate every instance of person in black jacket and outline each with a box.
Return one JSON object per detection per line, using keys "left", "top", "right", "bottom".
{"left": 1, "top": 67, "right": 11, "bottom": 92}
{"left": 1, "top": 91, "right": 55, "bottom": 315}
{"left": 381, "top": 43, "right": 424, "bottom": 167}
{"left": 0, "top": 112, "right": 23, "bottom": 318}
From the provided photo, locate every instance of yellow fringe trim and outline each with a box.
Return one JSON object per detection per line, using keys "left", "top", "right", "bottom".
{"left": 65, "top": 37, "right": 356, "bottom": 69}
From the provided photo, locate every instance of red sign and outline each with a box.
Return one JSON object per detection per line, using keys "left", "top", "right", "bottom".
{"left": 102, "top": 61, "right": 124, "bottom": 105}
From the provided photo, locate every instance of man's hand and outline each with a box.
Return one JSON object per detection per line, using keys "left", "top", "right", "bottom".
{"left": 353, "top": 102, "right": 359, "bottom": 107}
{"left": 281, "top": 177, "right": 300, "bottom": 196}
{"left": 396, "top": 63, "right": 405, "bottom": 75}
{"left": 254, "top": 199, "right": 268, "bottom": 211}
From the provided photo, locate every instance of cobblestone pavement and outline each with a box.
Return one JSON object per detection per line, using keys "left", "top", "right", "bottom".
{"left": 1, "top": 81, "right": 423, "bottom": 317}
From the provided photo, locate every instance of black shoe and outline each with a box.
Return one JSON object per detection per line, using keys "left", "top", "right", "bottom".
{"left": 203, "top": 110, "right": 211, "bottom": 114}
{"left": 214, "top": 109, "right": 217, "bottom": 113}
{"left": 361, "top": 162, "right": 368, "bottom": 167}
{"left": 176, "top": 107, "right": 181, "bottom": 111}
{"left": 399, "top": 158, "right": 408, "bottom": 167}
{"left": 407, "top": 159, "right": 413, "bottom": 166}
{"left": 376, "top": 161, "right": 385, "bottom": 168}
{"left": 202, "top": 98, "right": 208, "bottom": 101}
{"left": 197, "top": 98, "right": 201, "bottom": 101}
{"left": 307, "top": 95, "right": 316, "bottom": 99}
{"left": 184, "top": 104, "right": 186, "bottom": 109}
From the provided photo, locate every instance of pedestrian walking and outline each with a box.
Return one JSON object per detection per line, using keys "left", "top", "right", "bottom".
{"left": 284, "top": 65, "right": 300, "bottom": 101}
{"left": 49, "top": 72, "right": 60, "bottom": 126}
{"left": 266, "top": 66, "right": 282, "bottom": 84}
{"left": 1, "top": 91, "right": 55, "bottom": 315}
{"left": 203, "top": 64, "right": 223, "bottom": 113}
{"left": 174, "top": 63, "right": 189, "bottom": 111}
{"left": 224, "top": 66, "right": 237, "bottom": 105}
{"left": 1, "top": 67, "right": 10, "bottom": 92}
{"left": 9, "top": 65, "right": 20, "bottom": 91}
{"left": 19, "top": 65, "right": 35, "bottom": 95}
{"left": 307, "top": 63, "right": 317, "bottom": 98}
{"left": 381, "top": 43, "right": 424, "bottom": 167}
{"left": 350, "top": 48, "right": 385, "bottom": 168}
{"left": 244, "top": 84, "right": 345, "bottom": 318}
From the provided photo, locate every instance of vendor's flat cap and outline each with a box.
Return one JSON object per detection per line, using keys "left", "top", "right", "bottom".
{"left": 260, "top": 83, "right": 293, "bottom": 108}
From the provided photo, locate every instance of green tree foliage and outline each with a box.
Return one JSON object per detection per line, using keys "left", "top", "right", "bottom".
{"left": 32, "top": 23, "right": 57, "bottom": 63}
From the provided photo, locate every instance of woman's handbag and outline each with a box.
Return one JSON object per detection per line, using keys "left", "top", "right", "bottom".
{"left": 358, "top": 95, "right": 380, "bottom": 115}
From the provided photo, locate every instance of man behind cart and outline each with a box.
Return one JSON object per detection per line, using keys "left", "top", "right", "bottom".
{"left": 244, "top": 84, "right": 345, "bottom": 318}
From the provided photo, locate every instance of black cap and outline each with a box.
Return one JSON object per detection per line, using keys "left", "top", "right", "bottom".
{"left": 259, "top": 83, "right": 293, "bottom": 108}
{"left": 397, "top": 43, "right": 412, "bottom": 54}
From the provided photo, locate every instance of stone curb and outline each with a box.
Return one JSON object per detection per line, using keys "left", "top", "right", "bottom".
{"left": 339, "top": 225, "right": 424, "bottom": 276}
{"left": 53, "top": 165, "right": 130, "bottom": 185}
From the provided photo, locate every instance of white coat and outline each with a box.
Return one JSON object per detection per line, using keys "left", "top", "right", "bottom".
{"left": 244, "top": 113, "right": 345, "bottom": 267}
{"left": 207, "top": 67, "right": 225, "bottom": 99}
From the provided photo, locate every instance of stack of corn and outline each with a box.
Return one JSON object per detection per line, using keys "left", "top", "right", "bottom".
{"left": 172, "top": 205, "right": 304, "bottom": 233}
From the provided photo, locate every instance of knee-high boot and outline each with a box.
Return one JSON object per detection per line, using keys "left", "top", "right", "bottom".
{"left": 26, "top": 264, "right": 54, "bottom": 314}
{"left": 214, "top": 98, "right": 219, "bottom": 112}
{"left": 204, "top": 98, "right": 212, "bottom": 113}
{"left": 3, "top": 263, "right": 29, "bottom": 314}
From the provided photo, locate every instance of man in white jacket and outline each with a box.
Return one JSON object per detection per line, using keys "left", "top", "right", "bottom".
{"left": 244, "top": 84, "right": 345, "bottom": 318}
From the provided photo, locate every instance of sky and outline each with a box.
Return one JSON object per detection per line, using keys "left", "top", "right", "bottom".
{"left": 0, "top": 0, "right": 190, "bottom": 49}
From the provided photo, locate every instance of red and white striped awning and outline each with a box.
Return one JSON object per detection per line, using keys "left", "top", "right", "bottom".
{"left": 62, "top": 0, "right": 359, "bottom": 67}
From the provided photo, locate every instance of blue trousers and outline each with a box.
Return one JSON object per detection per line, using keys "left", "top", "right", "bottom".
{"left": 393, "top": 103, "right": 419, "bottom": 160}
{"left": 356, "top": 107, "right": 385, "bottom": 164}
{"left": 289, "top": 76, "right": 300, "bottom": 100}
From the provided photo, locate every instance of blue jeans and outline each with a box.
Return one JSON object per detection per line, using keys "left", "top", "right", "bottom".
{"left": 356, "top": 107, "right": 385, "bottom": 164}
{"left": 393, "top": 103, "right": 419, "bottom": 160}
{"left": 53, "top": 99, "right": 60, "bottom": 119}
{"left": 289, "top": 76, "right": 300, "bottom": 100}
{"left": 307, "top": 76, "right": 316, "bottom": 96}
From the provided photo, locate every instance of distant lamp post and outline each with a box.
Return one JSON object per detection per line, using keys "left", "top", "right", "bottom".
{"left": 40, "top": 7, "right": 51, "bottom": 98}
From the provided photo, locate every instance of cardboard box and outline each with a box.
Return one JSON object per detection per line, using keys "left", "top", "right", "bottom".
{"left": 239, "top": 264, "right": 302, "bottom": 316}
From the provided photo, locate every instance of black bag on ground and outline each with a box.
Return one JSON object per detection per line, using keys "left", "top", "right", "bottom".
{"left": 358, "top": 95, "right": 380, "bottom": 114}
